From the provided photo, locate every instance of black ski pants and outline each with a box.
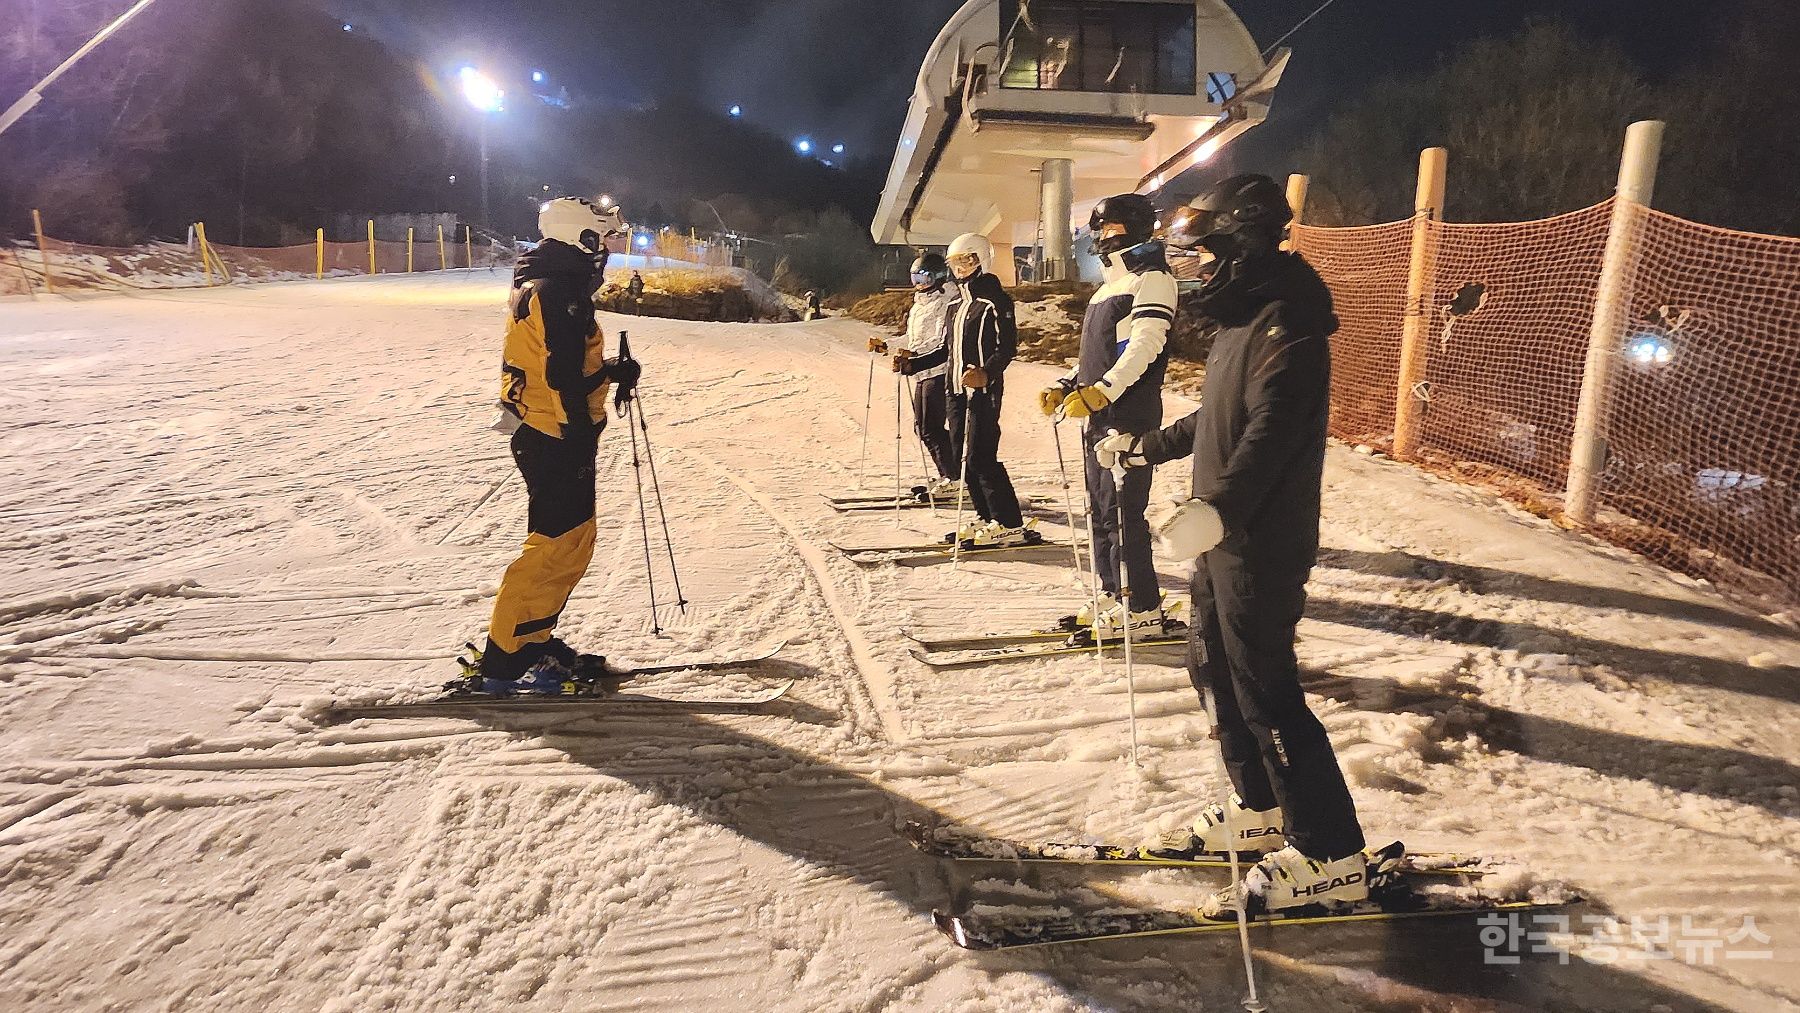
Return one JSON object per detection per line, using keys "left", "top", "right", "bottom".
{"left": 912, "top": 374, "right": 958, "bottom": 481}
{"left": 1188, "top": 548, "right": 1365, "bottom": 860}
{"left": 1084, "top": 424, "right": 1159, "bottom": 613}
{"left": 946, "top": 384, "right": 1022, "bottom": 528}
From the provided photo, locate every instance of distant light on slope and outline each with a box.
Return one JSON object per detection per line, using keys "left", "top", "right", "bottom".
{"left": 729, "top": 104, "right": 742, "bottom": 117}
{"left": 459, "top": 67, "right": 504, "bottom": 113}
{"left": 795, "top": 138, "right": 813, "bottom": 155}
{"left": 531, "top": 70, "right": 546, "bottom": 84}
{"left": 1626, "top": 332, "right": 1674, "bottom": 368}
{"left": 832, "top": 143, "right": 845, "bottom": 155}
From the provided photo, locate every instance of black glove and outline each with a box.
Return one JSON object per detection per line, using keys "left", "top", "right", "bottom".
{"left": 607, "top": 356, "right": 642, "bottom": 410}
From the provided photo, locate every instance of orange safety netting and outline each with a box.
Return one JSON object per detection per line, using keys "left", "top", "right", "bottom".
{"left": 1412, "top": 204, "right": 1614, "bottom": 487}
{"left": 1599, "top": 208, "right": 1800, "bottom": 598}
{"left": 1295, "top": 199, "right": 1800, "bottom": 602}
{"left": 1291, "top": 219, "right": 1413, "bottom": 444}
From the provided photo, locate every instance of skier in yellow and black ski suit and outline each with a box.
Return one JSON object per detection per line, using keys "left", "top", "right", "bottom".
{"left": 480, "top": 197, "right": 639, "bottom": 690}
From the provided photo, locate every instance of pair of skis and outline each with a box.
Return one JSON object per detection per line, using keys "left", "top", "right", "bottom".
{"left": 903, "top": 821, "right": 1579, "bottom": 950}
{"left": 323, "top": 638, "right": 794, "bottom": 720}
{"left": 903, "top": 620, "right": 1189, "bottom": 668}
{"left": 823, "top": 491, "right": 1055, "bottom": 514}
{"left": 831, "top": 536, "right": 1074, "bottom": 567}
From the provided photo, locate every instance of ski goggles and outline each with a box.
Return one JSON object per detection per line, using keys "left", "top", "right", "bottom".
{"left": 910, "top": 270, "right": 936, "bottom": 286}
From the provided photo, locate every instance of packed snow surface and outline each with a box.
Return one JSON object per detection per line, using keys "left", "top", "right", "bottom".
{"left": 1, "top": 275, "right": 1796, "bottom": 1011}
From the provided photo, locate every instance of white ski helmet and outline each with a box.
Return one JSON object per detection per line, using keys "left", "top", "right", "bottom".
{"left": 946, "top": 233, "right": 995, "bottom": 277}
{"left": 538, "top": 196, "right": 626, "bottom": 253}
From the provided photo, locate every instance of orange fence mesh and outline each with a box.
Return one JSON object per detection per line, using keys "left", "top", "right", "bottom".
{"left": 1412, "top": 204, "right": 1614, "bottom": 486}
{"left": 1291, "top": 219, "right": 1413, "bottom": 443}
{"left": 15, "top": 231, "right": 519, "bottom": 292}
{"left": 1294, "top": 199, "right": 1800, "bottom": 603}
{"left": 1599, "top": 209, "right": 1800, "bottom": 598}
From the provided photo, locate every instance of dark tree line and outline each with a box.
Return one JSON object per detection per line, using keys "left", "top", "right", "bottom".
{"left": 0, "top": 0, "right": 886, "bottom": 251}
{"left": 1292, "top": 9, "right": 1800, "bottom": 235}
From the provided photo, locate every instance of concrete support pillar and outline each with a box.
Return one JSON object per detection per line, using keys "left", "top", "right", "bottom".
{"left": 1040, "top": 158, "right": 1074, "bottom": 283}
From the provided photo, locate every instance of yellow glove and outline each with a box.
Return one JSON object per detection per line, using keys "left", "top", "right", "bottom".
{"left": 1059, "top": 385, "right": 1112, "bottom": 419}
{"left": 868, "top": 337, "right": 890, "bottom": 354}
{"left": 1037, "top": 384, "right": 1071, "bottom": 417}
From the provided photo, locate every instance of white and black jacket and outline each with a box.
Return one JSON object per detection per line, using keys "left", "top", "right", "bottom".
{"left": 904, "top": 287, "right": 954, "bottom": 383}
{"left": 1068, "top": 246, "right": 1178, "bottom": 431}
{"left": 906, "top": 272, "right": 1016, "bottom": 395}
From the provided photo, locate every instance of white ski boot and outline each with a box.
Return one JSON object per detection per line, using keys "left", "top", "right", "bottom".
{"left": 1090, "top": 605, "right": 1171, "bottom": 641}
{"left": 920, "top": 477, "right": 962, "bottom": 500}
{"left": 1057, "top": 592, "right": 1119, "bottom": 632}
{"left": 1141, "top": 794, "right": 1286, "bottom": 856}
{"left": 941, "top": 518, "right": 985, "bottom": 544}
{"left": 1203, "top": 845, "right": 1373, "bottom": 918}
{"left": 970, "top": 518, "right": 1043, "bottom": 548}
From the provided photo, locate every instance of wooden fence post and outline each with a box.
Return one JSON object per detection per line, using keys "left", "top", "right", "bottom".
{"left": 1392, "top": 147, "right": 1448, "bottom": 461}
{"left": 1283, "top": 174, "right": 1309, "bottom": 252}
{"left": 195, "top": 221, "right": 217, "bottom": 286}
{"left": 31, "top": 208, "right": 54, "bottom": 293}
{"left": 1565, "top": 120, "right": 1666, "bottom": 524}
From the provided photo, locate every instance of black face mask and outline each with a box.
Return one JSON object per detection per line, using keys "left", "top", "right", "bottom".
{"left": 1194, "top": 245, "right": 1282, "bottom": 327}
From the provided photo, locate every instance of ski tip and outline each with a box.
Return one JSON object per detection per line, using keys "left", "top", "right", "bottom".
{"left": 933, "top": 912, "right": 987, "bottom": 950}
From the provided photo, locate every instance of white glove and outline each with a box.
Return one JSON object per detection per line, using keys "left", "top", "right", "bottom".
{"left": 1094, "top": 432, "right": 1148, "bottom": 470}
{"left": 1157, "top": 499, "right": 1224, "bottom": 558}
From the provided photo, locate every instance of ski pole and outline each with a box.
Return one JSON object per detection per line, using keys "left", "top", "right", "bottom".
{"left": 1049, "top": 415, "right": 1083, "bottom": 574}
{"left": 949, "top": 388, "right": 975, "bottom": 569}
{"left": 1203, "top": 683, "right": 1264, "bottom": 1012}
{"left": 629, "top": 391, "right": 688, "bottom": 617}
{"left": 893, "top": 370, "right": 904, "bottom": 526}
{"left": 912, "top": 384, "right": 937, "bottom": 514}
{"left": 857, "top": 343, "right": 878, "bottom": 488}
{"left": 1074, "top": 423, "right": 1110, "bottom": 717}
{"left": 1108, "top": 428, "right": 1140, "bottom": 769}
{"left": 623, "top": 398, "right": 662, "bottom": 634}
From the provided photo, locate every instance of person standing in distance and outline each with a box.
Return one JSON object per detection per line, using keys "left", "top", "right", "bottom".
{"left": 894, "top": 234, "right": 1035, "bottom": 546}
{"left": 477, "top": 197, "right": 640, "bottom": 693}
{"left": 1041, "top": 193, "right": 1179, "bottom": 639}
{"left": 1098, "top": 174, "right": 1371, "bottom": 914}
{"left": 901, "top": 252, "right": 961, "bottom": 498}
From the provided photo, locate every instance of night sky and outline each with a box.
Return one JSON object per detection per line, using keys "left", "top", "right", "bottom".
{"left": 315, "top": 0, "right": 1754, "bottom": 173}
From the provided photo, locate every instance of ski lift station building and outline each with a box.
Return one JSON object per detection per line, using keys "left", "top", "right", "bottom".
{"left": 870, "top": 0, "right": 1287, "bottom": 283}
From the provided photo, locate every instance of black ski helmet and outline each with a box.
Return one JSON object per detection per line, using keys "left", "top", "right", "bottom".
{"left": 910, "top": 251, "right": 950, "bottom": 292}
{"left": 1088, "top": 193, "right": 1159, "bottom": 259}
{"left": 1168, "top": 174, "right": 1292, "bottom": 256}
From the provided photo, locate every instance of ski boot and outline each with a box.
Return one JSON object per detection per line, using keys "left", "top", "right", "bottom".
{"left": 480, "top": 654, "right": 575, "bottom": 696}
{"left": 1141, "top": 794, "right": 1286, "bottom": 858}
{"left": 913, "top": 477, "right": 962, "bottom": 504}
{"left": 1073, "top": 605, "right": 1170, "bottom": 645}
{"left": 969, "top": 518, "right": 1043, "bottom": 548}
{"left": 942, "top": 518, "right": 985, "bottom": 545}
{"left": 538, "top": 638, "right": 611, "bottom": 683}
{"left": 1202, "top": 844, "right": 1382, "bottom": 918}
{"left": 1056, "top": 592, "right": 1119, "bottom": 633}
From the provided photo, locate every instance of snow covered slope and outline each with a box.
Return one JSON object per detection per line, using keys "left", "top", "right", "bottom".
{"left": 1, "top": 275, "right": 1796, "bottom": 1012}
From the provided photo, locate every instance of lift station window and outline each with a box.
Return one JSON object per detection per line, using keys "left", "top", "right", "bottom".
{"left": 998, "top": 1, "right": 1198, "bottom": 95}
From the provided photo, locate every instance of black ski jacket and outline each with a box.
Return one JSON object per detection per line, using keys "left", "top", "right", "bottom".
{"left": 1140, "top": 252, "right": 1339, "bottom": 569}
{"left": 904, "top": 272, "right": 1015, "bottom": 394}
